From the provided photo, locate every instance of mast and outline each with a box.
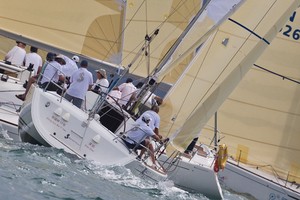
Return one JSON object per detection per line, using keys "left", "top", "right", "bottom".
{"left": 152, "top": 0, "right": 212, "bottom": 75}
{"left": 214, "top": 112, "right": 218, "bottom": 150}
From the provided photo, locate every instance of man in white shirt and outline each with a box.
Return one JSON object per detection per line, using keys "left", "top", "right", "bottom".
{"left": 136, "top": 105, "right": 161, "bottom": 136}
{"left": 16, "top": 53, "right": 64, "bottom": 101}
{"left": 24, "top": 46, "right": 43, "bottom": 75}
{"left": 106, "top": 89, "right": 122, "bottom": 105}
{"left": 123, "top": 114, "right": 162, "bottom": 166}
{"left": 40, "top": 55, "right": 65, "bottom": 88}
{"left": 62, "top": 55, "right": 79, "bottom": 78}
{"left": 4, "top": 41, "right": 26, "bottom": 66}
{"left": 114, "top": 78, "right": 137, "bottom": 107}
{"left": 131, "top": 82, "right": 163, "bottom": 112}
{"left": 64, "top": 60, "right": 93, "bottom": 108}
{"left": 131, "top": 82, "right": 163, "bottom": 108}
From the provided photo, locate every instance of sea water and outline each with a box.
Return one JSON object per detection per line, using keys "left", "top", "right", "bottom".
{"left": 0, "top": 138, "right": 253, "bottom": 200}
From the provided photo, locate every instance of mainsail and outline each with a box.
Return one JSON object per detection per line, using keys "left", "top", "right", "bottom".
{"left": 121, "top": 0, "right": 205, "bottom": 79}
{"left": 203, "top": 7, "right": 300, "bottom": 182}
{"left": 158, "top": 0, "right": 300, "bottom": 151}
{"left": 0, "top": 0, "right": 125, "bottom": 64}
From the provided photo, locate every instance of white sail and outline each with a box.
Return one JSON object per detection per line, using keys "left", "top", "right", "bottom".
{"left": 158, "top": 0, "right": 300, "bottom": 151}
{"left": 203, "top": 7, "right": 300, "bottom": 183}
{"left": 0, "top": 0, "right": 125, "bottom": 64}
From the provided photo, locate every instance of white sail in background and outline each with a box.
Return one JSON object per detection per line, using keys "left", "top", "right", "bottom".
{"left": 203, "top": 7, "right": 300, "bottom": 183}
{"left": 158, "top": 0, "right": 300, "bottom": 152}
{"left": 0, "top": 0, "right": 125, "bottom": 64}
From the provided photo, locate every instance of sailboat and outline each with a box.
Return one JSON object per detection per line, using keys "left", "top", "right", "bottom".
{"left": 203, "top": 7, "right": 300, "bottom": 200}
{"left": 0, "top": 0, "right": 167, "bottom": 182}
{"left": 154, "top": 0, "right": 300, "bottom": 199}
{"left": 0, "top": 0, "right": 243, "bottom": 196}
{"left": 1, "top": 0, "right": 296, "bottom": 198}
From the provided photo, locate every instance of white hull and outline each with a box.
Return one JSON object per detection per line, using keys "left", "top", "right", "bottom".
{"left": 18, "top": 86, "right": 167, "bottom": 181}
{"left": 0, "top": 62, "right": 29, "bottom": 141}
{"left": 218, "top": 160, "right": 300, "bottom": 200}
{"left": 159, "top": 145, "right": 224, "bottom": 200}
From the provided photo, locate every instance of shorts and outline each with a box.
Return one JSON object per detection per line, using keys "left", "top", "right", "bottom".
{"left": 122, "top": 139, "right": 146, "bottom": 150}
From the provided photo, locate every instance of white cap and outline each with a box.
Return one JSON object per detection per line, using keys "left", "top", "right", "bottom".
{"left": 142, "top": 114, "right": 151, "bottom": 123}
{"left": 72, "top": 55, "right": 80, "bottom": 63}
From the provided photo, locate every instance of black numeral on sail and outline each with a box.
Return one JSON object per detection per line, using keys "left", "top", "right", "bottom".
{"left": 282, "top": 25, "right": 300, "bottom": 40}
{"left": 290, "top": 11, "right": 296, "bottom": 22}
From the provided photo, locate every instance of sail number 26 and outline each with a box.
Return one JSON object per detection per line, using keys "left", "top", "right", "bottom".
{"left": 280, "top": 11, "right": 300, "bottom": 40}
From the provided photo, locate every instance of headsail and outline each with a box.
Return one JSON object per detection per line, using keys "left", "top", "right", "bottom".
{"left": 0, "top": 0, "right": 125, "bottom": 64}
{"left": 159, "top": 0, "right": 300, "bottom": 151}
{"left": 203, "top": 7, "right": 300, "bottom": 182}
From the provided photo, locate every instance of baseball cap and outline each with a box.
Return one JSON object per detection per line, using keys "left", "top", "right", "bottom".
{"left": 46, "top": 52, "right": 55, "bottom": 61}
{"left": 142, "top": 114, "right": 151, "bottom": 123}
{"left": 72, "top": 55, "right": 80, "bottom": 63}
{"left": 80, "top": 60, "right": 88, "bottom": 67}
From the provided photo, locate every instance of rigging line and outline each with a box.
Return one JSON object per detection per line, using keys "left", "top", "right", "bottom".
{"left": 102, "top": 4, "right": 127, "bottom": 61}
{"left": 228, "top": 18, "right": 270, "bottom": 45}
{"left": 145, "top": 0, "right": 150, "bottom": 75}
{"left": 227, "top": 0, "right": 278, "bottom": 46}
{"left": 0, "top": 90, "right": 25, "bottom": 92}
{"left": 145, "top": 0, "right": 148, "bottom": 34}
{"left": 186, "top": 0, "right": 281, "bottom": 119}
{"left": 93, "top": 16, "right": 119, "bottom": 60}
{"left": 253, "top": 64, "right": 300, "bottom": 84}
{"left": 218, "top": 129, "right": 300, "bottom": 152}
{"left": 154, "top": 0, "right": 197, "bottom": 31}
{"left": 120, "top": 0, "right": 199, "bottom": 66}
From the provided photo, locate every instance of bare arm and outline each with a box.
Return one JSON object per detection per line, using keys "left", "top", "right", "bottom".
{"left": 36, "top": 66, "right": 42, "bottom": 75}
{"left": 88, "top": 84, "right": 93, "bottom": 91}
{"left": 58, "top": 75, "right": 65, "bottom": 82}
{"left": 152, "top": 133, "right": 162, "bottom": 142}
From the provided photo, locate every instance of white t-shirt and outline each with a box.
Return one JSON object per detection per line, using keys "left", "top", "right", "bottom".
{"left": 92, "top": 78, "right": 109, "bottom": 93}
{"left": 40, "top": 61, "right": 63, "bottom": 84}
{"left": 106, "top": 90, "right": 122, "bottom": 105}
{"left": 135, "top": 90, "right": 157, "bottom": 107}
{"left": 61, "top": 56, "right": 78, "bottom": 77}
{"left": 118, "top": 82, "right": 136, "bottom": 106}
{"left": 66, "top": 68, "right": 93, "bottom": 100}
{"left": 5, "top": 46, "right": 26, "bottom": 66}
{"left": 125, "top": 122, "right": 155, "bottom": 144}
{"left": 24, "top": 52, "right": 43, "bottom": 75}
{"left": 136, "top": 110, "right": 160, "bottom": 131}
